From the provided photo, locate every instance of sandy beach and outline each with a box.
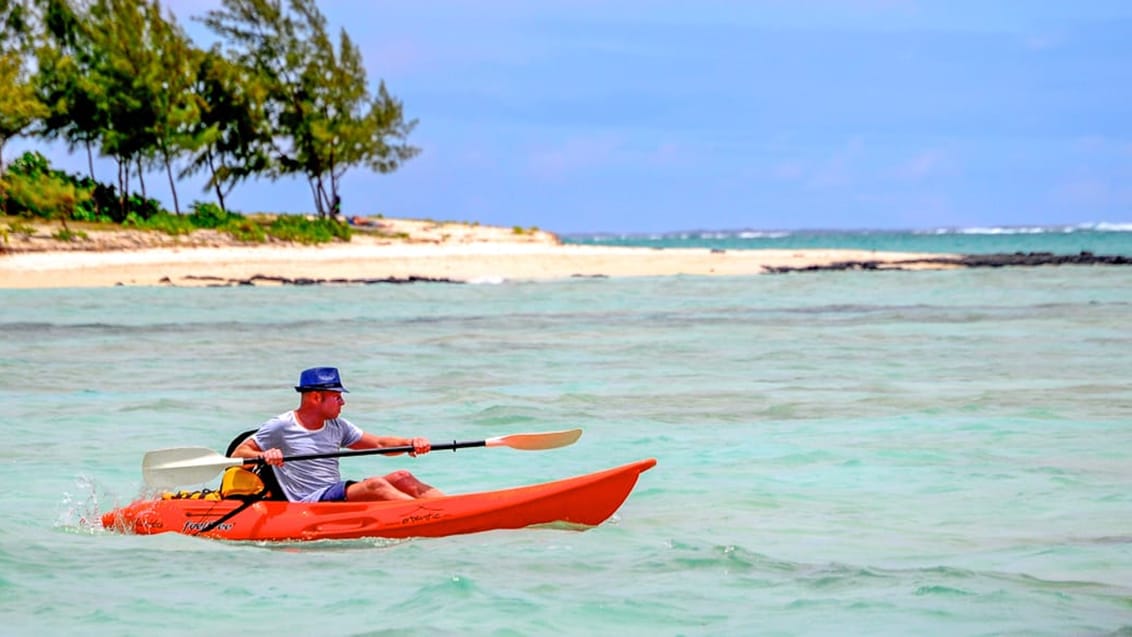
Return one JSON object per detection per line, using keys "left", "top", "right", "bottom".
{"left": 0, "top": 217, "right": 954, "bottom": 288}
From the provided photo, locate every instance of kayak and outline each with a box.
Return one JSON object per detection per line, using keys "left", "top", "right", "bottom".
{"left": 101, "top": 458, "right": 656, "bottom": 541}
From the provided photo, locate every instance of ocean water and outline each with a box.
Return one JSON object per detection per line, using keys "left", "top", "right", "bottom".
{"left": 564, "top": 223, "right": 1132, "bottom": 256}
{"left": 3, "top": 260, "right": 1132, "bottom": 635}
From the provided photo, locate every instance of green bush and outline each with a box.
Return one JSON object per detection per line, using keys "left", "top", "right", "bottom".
{"left": 185, "top": 201, "right": 264, "bottom": 242}
{"left": 187, "top": 201, "right": 229, "bottom": 228}
{"left": 52, "top": 227, "right": 87, "bottom": 241}
{"left": 139, "top": 212, "right": 196, "bottom": 235}
{"left": 2, "top": 151, "right": 162, "bottom": 223}
{"left": 124, "top": 193, "right": 162, "bottom": 222}
{"left": 221, "top": 217, "right": 266, "bottom": 243}
{"left": 1, "top": 152, "right": 386, "bottom": 247}
{"left": 1, "top": 169, "right": 91, "bottom": 221}
{"left": 5, "top": 221, "right": 35, "bottom": 237}
{"left": 267, "top": 215, "right": 351, "bottom": 244}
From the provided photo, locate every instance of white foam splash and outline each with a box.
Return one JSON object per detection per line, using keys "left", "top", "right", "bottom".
{"left": 56, "top": 474, "right": 112, "bottom": 534}
{"left": 467, "top": 276, "right": 506, "bottom": 285}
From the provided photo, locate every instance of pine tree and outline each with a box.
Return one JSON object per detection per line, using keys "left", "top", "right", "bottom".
{"left": 203, "top": 0, "right": 418, "bottom": 216}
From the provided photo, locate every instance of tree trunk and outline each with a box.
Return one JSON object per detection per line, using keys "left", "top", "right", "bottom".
{"left": 164, "top": 153, "right": 180, "bottom": 214}
{"left": 308, "top": 179, "right": 323, "bottom": 217}
{"left": 315, "top": 176, "right": 334, "bottom": 220}
{"left": 0, "top": 142, "right": 6, "bottom": 217}
{"left": 86, "top": 141, "right": 95, "bottom": 181}
{"left": 117, "top": 159, "right": 128, "bottom": 218}
{"left": 329, "top": 168, "right": 344, "bottom": 221}
{"left": 85, "top": 141, "right": 100, "bottom": 217}
{"left": 206, "top": 150, "right": 226, "bottom": 214}
{"left": 137, "top": 157, "right": 147, "bottom": 200}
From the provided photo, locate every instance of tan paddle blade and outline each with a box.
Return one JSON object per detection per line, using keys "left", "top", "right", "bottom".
{"left": 485, "top": 428, "right": 582, "bottom": 450}
{"left": 142, "top": 447, "right": 244, "bottom": 488}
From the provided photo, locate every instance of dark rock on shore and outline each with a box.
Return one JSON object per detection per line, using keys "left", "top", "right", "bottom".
{"left": 764, "top": 251, "right": 1131, "bottom": 274}
{"left": 178, "top": 274, "right": 463, "bottom": 286}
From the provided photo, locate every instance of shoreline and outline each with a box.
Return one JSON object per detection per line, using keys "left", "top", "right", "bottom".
{"left": 5, "top": 217, "right": 1125, "bottom": 289}
{"left": 0, "top": 239, "right": 958, "bottom": 288}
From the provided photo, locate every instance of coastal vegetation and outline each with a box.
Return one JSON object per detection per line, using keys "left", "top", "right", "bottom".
{"left": 0, "top": 148, "right": 352, "bottom": 245}
{"left": 0, "top": 0, "right": 417, "bottom": 244}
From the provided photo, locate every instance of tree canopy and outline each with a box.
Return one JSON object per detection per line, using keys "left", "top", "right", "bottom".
{"left": 0, "top": 0, "right": 48, "bottom": 174}
{"left": 4, "top": 0, "right": 419, "bottom": 217}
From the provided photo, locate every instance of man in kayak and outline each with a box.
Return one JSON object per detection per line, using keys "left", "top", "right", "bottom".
{"left": 230, "top": 367, "right": 444, "bottom": 502}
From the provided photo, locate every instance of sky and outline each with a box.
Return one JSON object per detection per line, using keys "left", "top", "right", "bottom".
{"left": 13, "top": 0, "right": 1132, "bottom": 233}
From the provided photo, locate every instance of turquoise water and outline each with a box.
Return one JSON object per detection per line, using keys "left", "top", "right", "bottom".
{"left": 3, "top": 266, "right": 1131, "bottom": 635}
{"left": 565, "top": 224, "right": 1132, "bottom": 256}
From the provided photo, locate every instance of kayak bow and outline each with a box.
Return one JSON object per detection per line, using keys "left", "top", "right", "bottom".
{"left": 102, "top": 458, "right": 656, "bottom": 541}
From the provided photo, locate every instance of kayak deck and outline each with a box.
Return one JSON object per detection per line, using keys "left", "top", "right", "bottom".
{"left": 102, "top": 458, "right": 656, "bottom": 541}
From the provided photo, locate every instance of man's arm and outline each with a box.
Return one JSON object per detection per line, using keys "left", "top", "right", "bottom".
{"left": 349, "top": 432, "right": 431, "bottom": 456}
{"left": 232, "top": 437, "right": 284, "bottom": 465}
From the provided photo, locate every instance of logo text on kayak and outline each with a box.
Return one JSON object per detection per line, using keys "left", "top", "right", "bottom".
{"left": 401, "top": 512, "right": 443, "bottom": 525}
{"left": 183, "top": 520, "right": 234, "bottom": 533}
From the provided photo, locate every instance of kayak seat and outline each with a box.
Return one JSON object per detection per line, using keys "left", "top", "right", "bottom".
{"left": 224, "top": 429, "right": 288, "bottom": 501}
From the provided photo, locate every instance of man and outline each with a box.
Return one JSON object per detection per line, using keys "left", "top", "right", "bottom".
{"left": 231, "top": 367, "right": 444, "bottom": 502}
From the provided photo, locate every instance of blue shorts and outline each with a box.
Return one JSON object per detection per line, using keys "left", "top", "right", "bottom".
{"left": 318, "top": 480, "right": 356, "bottom": 502}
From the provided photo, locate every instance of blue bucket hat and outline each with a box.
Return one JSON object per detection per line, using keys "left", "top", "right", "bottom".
{"left": 295, "top": 367, "right": 349, "bottom": 393}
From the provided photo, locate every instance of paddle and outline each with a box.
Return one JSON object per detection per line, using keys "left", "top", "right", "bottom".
{"left": 141, "top": 428, "right": 583, "bottom": 488}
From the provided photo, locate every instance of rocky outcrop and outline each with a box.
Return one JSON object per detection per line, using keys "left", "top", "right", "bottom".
{"left": 174, "top": 274, "right": 463, "bottom": 287}
{"left": 763, "top": 251, "right": 1131, "bottom": 274}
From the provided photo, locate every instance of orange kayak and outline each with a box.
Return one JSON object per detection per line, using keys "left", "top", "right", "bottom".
{"left": 101, "top": 458, "right": 656, "bottom": 541}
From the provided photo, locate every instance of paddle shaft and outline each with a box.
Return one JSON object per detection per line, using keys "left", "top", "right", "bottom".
{"left": 142, "top": 429, "right": 581, "bottom": 488}
{"left": 246, "top": 439, "right": 486, "bottom": 465}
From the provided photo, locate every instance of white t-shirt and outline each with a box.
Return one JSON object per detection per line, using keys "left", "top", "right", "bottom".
{"left": 253, "top": 410, "right": 364, "bottom": 502}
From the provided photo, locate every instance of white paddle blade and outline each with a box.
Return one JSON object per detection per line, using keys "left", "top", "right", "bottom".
{"left": 142, "top": 447, "right": 244, "bottom": 488}
{"left": 486, "top": 428, "right": 582, "bottom": 451}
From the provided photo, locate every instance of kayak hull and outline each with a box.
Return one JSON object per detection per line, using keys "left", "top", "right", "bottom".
{"left": 101, "top": 458, "right": 656, "bottom": 541}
